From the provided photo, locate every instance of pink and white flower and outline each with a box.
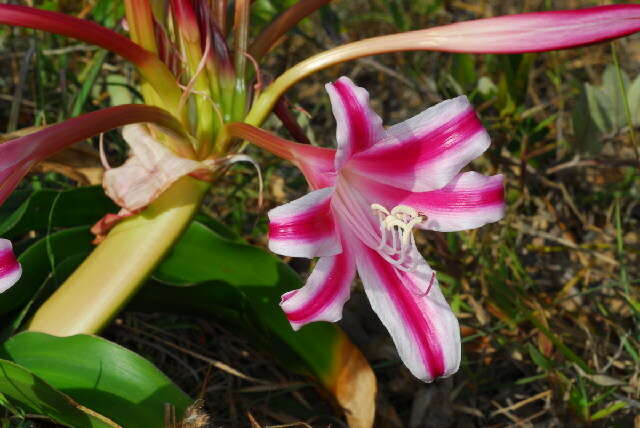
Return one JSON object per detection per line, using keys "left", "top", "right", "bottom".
{"left": 265, "top": 77, "right": 504, "bottom": 381}
{"left": 0, "top": 239, "right": 21, "bottom": 293}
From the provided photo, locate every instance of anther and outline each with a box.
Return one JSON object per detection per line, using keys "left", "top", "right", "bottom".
{"left": 370, "top": 203, "right": 425, "bottom": 272}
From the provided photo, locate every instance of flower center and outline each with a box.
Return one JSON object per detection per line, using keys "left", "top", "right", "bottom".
{"left": 370, "top": 204, "right": 425, "bottom": 271}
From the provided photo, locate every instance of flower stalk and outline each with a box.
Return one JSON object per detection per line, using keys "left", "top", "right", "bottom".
{"left": 26, "top": 176, "right": 209, "bottom": 335}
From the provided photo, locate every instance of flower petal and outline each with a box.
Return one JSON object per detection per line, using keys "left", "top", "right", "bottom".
{"left": 292, "top": 145, "right": 337, "bottom": 190}
{"left": 268, "top": 187, "right": 342, "bottom": 258}
{"left": 351, "top": 171, "right": 504, "bottom": 232}
{"left": 326, "top": 77, "right": 384, "bottom": 170}
{"left": 0, "top": 239, "right": 22, "bottom": 293}
{"left": 223, "top": 122, "right": 337, "bottom": 190}
{"left": 355, "top": 244, "right": 460, "bottom": 382}
{"left": 348, "top": 96, "right": 490, "bottom": 192}
{"left": 280, "top": 247, "right": 356, "bottom": 330}
{"left": 103, "top": 124, "right": 203, "bottom": 211}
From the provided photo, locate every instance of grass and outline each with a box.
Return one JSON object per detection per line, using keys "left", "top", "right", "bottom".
{"left": 1, "top": 0, "right": 639, "bottom": 426}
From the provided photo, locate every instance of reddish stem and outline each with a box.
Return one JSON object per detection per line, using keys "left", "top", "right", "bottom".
{"left": 249, "top": 0, "right": 332, "bottom": 61}
{"left": 0, "top": 105, "right": 187, "bottom": 205}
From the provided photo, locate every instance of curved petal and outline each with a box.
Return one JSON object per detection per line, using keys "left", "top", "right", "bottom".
{"left": 0, "top": 239, "right": 22, "bottom": 293}
{"left": 280, "top": 245, "right": 356, "bottom": 330}
{"left": 268, "top": 187, "right": 342, "bottom": 258}
{"left": 350, "top": 171, "right": 505, "bottom": 232}
{"left": 326, "top": 77, "right": 384, "bottom": 170}
{"left": 348, "top": 96, "right": 490, "bottom": 192}
{"left": 355, "top": 244, "right": 460, "bottom": 382}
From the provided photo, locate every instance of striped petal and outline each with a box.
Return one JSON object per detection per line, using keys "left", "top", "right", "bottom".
{"left": 280, "top": 247, "right": 356, "bottom": 330}
{"left": 348, "top": 96, "right": 490, "bottom": 192}
{"left": 351, "top": 171, "right": 505, "bottom": 232}
{"left": 326, "top": 77, "right": 384, "bottom": 170}
{"left": 0, "top": 239, "right": 21, "bottom": 293}
{"left": 355, "top": 244, "right": 460, "bottom": 382}
{"left": 268, "top": 187, "right": 342, "bottom": 258}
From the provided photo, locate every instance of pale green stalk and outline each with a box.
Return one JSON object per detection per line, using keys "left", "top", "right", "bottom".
{"left": 26, "top": 177, "right": 209, "bottom": 335}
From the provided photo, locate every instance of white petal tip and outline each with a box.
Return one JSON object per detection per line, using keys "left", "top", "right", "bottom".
{"left": 0, "top": 239, "right": 21, "bottom": 293}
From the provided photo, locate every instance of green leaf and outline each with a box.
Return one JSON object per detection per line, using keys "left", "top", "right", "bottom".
{"left": 0, "top": 358, "right": 118, "bottom": 427}
{"left": 527, "top": 344, "right": 554, "bottom": 371}
{"left": 1, "top": 332, "right": 192, "bottom": 428}
{"left": 0, "top": 186, "right": 117, "bottom": 239}
{"left": 149, "top": 221, "right": 342, "bottom": 378}
{"left": 590, "top": 401, "right": 627, "bottom": 421}
{"left": 71, "top": 49, "right": 108, "bottom": 117}
{"left": 0, "top": 227, "right": 94, "bottom": 316}
{"left": 452, "top": 54, "right": 477, "bottom": 91}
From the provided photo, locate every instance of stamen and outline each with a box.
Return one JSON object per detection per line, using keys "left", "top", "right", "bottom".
{"left": 370, "top": 203, "right": 425, "bottom": 272}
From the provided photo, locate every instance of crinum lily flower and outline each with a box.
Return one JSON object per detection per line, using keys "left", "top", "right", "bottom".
{"left": 0, "top": 239, "right": 21, "bottom": 293}
{"left": 229, "top": 77, "right": 503, "bottom": 381}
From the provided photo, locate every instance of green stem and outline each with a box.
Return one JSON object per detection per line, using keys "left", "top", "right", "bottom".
{"left": 26, "top": 177, "right": 210, "bottom": 336}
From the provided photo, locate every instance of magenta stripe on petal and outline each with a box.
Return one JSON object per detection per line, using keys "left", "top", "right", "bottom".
{"left": 414, "top": 174, "right": 504, "bottom": 212}
{"left": 363, "top": 246, "right": 445, "bottom": 378}
{"left": 332, "top": 79, "right": 374, "bottom": 155}
{"left": 0, "top": 239, "right": 21, "bottom": 293}
{"left": 269, "top": 200, "right": 334, "bottom": 242}
{"left": 326, "top": 77, "right": 383, "bottom": 170}
{"left": 267, "top": 187, "right": 342, "bottom": 258}
{"left": 282, "top": 249, "right": 355, "bottom": 327}
{"left": 353, "top": 107, "right": 482, "bottom": 174}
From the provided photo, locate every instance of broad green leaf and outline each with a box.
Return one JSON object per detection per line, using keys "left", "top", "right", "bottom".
{"left": 0, "top": 227, "right": 94, "bottom": 316}
{"left": 0, "top": 186, "right": 117, "bottom": 238}
{"left": 0, "top": 253, "right": 88, "bottom": 340}
{"left": 152, "top": 221, "right": 343, "bottom": 377}
{"left": 72, "top": 49, "right": 108, "bottom": 117}
{"left": 1, "top": 332, "right": 191, "bottom": 428}
{"left": 0, "top": 359, "right": 118, "bottom": 427}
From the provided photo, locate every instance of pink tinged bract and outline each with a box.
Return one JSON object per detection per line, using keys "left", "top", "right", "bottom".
{"left": 103, "top": 124, "right": 204, "bottom": 212}
{"left": 267, "top": 77, "right": 505, "bottom": 382}
{"left": 0, "top": 239, "right": 21, "bottom": 293}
